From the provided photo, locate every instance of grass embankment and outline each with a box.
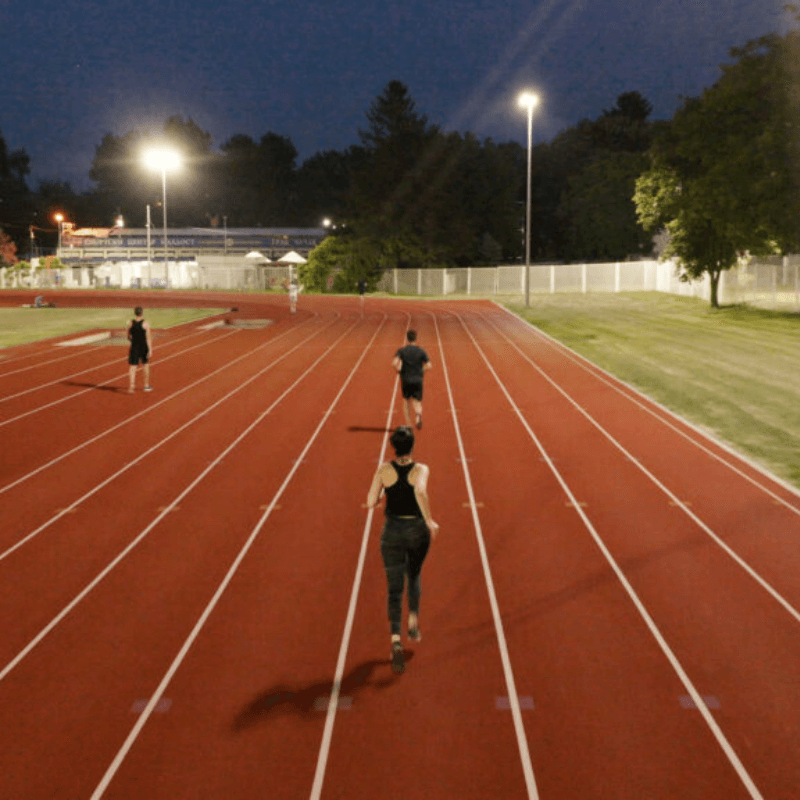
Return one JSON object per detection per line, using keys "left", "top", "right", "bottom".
{"left": 503, "top": 292, "right": 800, "bottom": 491}
{"left": 0, "top": 308, "right": 226, "bottom": 349}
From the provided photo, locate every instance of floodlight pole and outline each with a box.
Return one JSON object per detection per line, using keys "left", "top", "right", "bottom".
{"left": 160, "top": 167, "right": 169, "bottom": 288}
{"left": 525, "top": 104, "right": 532, "bottom": 306}
{"left": 518, "top": 92, "right": 539, "bottom": 307}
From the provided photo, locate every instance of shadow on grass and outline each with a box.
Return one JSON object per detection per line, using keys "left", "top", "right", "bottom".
{"left": 232, "top": 655, "right": 413, "bottom": 731}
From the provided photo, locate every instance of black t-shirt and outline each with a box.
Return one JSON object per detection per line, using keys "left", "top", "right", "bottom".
{"left": 396, "top": 344, "right": 429, "bottom": 383}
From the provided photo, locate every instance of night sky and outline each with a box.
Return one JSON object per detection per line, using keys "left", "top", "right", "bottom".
{"left": 1, "top": 0, "right": 791, "bottom": 190}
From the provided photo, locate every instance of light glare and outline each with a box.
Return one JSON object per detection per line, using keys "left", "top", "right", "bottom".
{"left": 518, "top": 92, "right": 539, "bottom": 109}
{"left": 144, "top": 147, "right": 181, "bottom": 171}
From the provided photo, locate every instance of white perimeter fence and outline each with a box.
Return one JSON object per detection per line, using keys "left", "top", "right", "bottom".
{"left": 2, "top": 256, "right": 799, "bottom": 311}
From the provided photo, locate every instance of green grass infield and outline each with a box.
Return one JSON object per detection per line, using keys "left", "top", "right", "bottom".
{"left": 0, "top": 307, "right": 227, "bottom": 349}
{"left": 503, "top": 292, "right": 800, "bottom": 491}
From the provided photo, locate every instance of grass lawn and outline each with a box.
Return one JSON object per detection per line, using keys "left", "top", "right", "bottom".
{"left": 502, "top": 292, "right": 800, "bottom": 491}
{"left": 0, "top": 307, "right": 227, "bottom": 349}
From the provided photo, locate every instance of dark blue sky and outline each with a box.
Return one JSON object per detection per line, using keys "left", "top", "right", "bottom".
{"left": 0, "top": 0, "right": 791, "bottom": 191}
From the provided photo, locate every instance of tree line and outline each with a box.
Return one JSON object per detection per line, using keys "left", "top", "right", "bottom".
{"left": 0, "top": 80, "right": 658, "bottom": 272}
{"left": 4, "top": 16, "right": 800, "bottom": 305}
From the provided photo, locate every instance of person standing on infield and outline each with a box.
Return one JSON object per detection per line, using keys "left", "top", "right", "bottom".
{"left": 367, "top": 425, "right": 439, "bottom": 674}
{"left": 392, "top": 329, "right": 431, "bottom": 429}
{"left": 126, "top": 306, "right": 153, "bottom": 393}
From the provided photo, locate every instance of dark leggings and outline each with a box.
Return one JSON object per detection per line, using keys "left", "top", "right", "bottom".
{"left": 380, "top": 516, "right": 431, "bottom": 636}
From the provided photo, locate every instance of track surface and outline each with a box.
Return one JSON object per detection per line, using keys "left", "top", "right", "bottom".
{"left": 2, "top": 290, "right": 799, "bottom": 799}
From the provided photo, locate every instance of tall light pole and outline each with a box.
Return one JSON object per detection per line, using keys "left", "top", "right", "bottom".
{"left": 518, "top": 92, "right": 539, "bottom": 307}
{"left": 54, "top": 213, "right": 64, "bottom": 257}
{"left": 144, "top": 148, "right": 181, "bottom": 288}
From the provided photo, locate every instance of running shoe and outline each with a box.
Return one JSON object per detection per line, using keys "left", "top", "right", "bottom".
{"left": 408, "top": 625, "right": 422, "bottom": 642}
{"left": 391, "top": 641, "right": 405, "bottom": 674}
{"left": 144, "top": 386, "right": 153, "bottom": 392}
{"left": 416, "top": 415, "right": 422, "bottom": 430}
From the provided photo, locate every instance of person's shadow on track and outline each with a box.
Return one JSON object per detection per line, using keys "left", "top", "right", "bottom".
{"left": 232, "top": 655, "right": 415, "bottom": 731}
{"left": 62, "top": 380, "right": 121, "bottom": 392}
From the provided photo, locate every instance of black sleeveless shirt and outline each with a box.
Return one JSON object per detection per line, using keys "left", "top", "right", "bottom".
{"left": 385, "top": 462, "right": 423, "bottom": 518}
{"left": 129, "top": 318, "right": 148, "bottom": 350}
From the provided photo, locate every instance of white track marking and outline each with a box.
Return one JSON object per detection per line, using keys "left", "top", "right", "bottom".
{"left": 0, "top": 314, "right": 323, "bottom": 496}
{"left": 0, "top": 312, "right": 223, "bottom": 376}
{"left": 433, "top": 312, "right": 540, "bottom": 799}
{"left": 0, "top": 330, "right": 243, "bottom": 427}
{"left": 474, "top": 313, "right": 800, "bottom": 626}
{"left": 0, "top": 316, "right": 374, "bottom": 685}
{"left": 490, "top": 303, "right": 800, "bottom": 511}
{"left": 455, "top": 311, "right": 765, "bottom": 800}
{"left": 308, "top": 316, "right": 408, "bottom": 800}
{"left": 0, "top": 316, "right": 340, "bottom": 562}
{"left": 0, "top": 326, "right": 216, "bottom": 403}
{"left": 88, "top": 315, "right": 388, "bottom": 799}
{"left": 0, "top": 347, "right": 104, "bottom": 377}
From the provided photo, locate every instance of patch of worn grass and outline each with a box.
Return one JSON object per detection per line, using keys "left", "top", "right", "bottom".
{"left": 503, "top": 292, "right": 800, "bottom": 490}
{"left": 0, "top": 307, "right": 227, "bottom": 349}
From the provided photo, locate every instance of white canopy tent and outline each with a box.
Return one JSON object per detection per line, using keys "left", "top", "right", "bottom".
{"left": 245, "top": 251, "right": 271, "bottom": 262}
{"left": 277, "top": 250, "right": 307, "bottom": 264}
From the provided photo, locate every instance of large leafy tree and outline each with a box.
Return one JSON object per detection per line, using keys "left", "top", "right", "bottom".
{"left": 219, "top": 132, "right": 299, "bottom": 226}
{"left": 89, "top": 117, "right": 223, "bottom": 227}
{"left": 0, "top": 126, "right": 34, "bottom": 255}
{"left": 347, "top": 80, "right": 524, "bottom": 267}
{"left": 635, "top": 29, "right": 800, "bottom": 307}
{"left": 530, "top": 91, "right": 656, "bottom": 261}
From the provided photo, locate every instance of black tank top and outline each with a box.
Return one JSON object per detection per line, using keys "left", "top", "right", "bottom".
{"left": 129, "top": 318, "right": 147, "bottom": 349}
{"left": 384, "top": 462, "right": 423, "bottom": 518}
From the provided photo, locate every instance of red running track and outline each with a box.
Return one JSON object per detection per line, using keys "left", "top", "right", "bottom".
{"left": 1, "top": 290, "right": 799, "bottom": 799}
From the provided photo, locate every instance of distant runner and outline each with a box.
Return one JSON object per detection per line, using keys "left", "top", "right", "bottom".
{"left": 126, "top": 306, "right": 153, "bottom": 393}
{"left": 392, "top": 329, "right": 431, "bottom": 429}
{"left": 289, "top": 276, "right": 299, "bottom": 314}
{"left": 358, "top": 276, "right": 367, "bottom": 310}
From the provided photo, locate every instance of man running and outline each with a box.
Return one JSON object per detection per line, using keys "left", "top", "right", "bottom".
{"left": 392, "top": 329, "right": 431, "bottom": 429}
{"left": 126, "top": 306, "right": 153, "bottom": 393}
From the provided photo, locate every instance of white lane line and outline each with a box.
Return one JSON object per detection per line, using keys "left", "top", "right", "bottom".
{"left": 0, "top": 346, "right": 104, "bottom": 377}
{"left": 476, "top": 313, "right": 800, "bottom": 627}
{"left": 0, "top": 315, "right": 340, "bottom": 562}
{"left": 0, "top": 314, "right": 324, "bottom": 496}
{"left": 433, "top": 312, "right": 540, "bottom": 799}
{"left": 0, "top": 315, "right": 374, "bottom": 685}
{"left": 490, "top": 304, "right": 800, "bottom": 512}
{"left": 0, "top": 330, "right": 242, "bottom": 427}
{"left": 308, "top": 315, "right": 409, "bottom": 800}
{"left": 88, "top": 315, "right": 389, "bottom": 800}
{"left": 0, "top": 326, "right": 217, "bottom": 404}
{"left": 455, "top": 311, "right": 765, "bottom": 800}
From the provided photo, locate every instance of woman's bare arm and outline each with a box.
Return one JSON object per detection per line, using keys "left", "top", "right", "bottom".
{"left": 412, "top": 464, "right": 439, "bottom": 537}
{"left": 366, "top": 464, "right": 387, "bottom": 508}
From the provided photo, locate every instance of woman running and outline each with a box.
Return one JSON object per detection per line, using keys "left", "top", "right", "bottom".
{"left": 367, "top": 426, "right": 439, "bottom": 674}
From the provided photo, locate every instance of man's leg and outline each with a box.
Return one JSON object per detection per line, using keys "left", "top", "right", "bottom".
{"left": 402, "top": 394, "right": 413, "bottom": 427}
{"left": 128, "top": 364, "right": 137, "bottom": 392}
{"left": 143, "top": 362, "right": 151, "bottom": 390}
